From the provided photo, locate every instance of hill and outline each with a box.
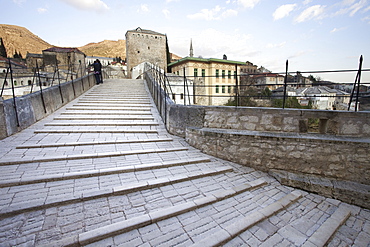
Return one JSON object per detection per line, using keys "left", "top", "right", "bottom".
{"left": 78, "top": 39, "right": 126, "bottom": 59}
{"left": 0, "top": 24, "right": 181, "bottom": 61}
{"left": 0, "top": 24, "right": 52, "bottom": 57}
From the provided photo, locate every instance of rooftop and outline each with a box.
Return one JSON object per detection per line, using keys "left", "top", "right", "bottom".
{"left": 168, "top": 56, "right": 247, "bottom": 67}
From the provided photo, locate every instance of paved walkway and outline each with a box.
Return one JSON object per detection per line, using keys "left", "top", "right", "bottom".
{"left": 0, "top": 79, "right": 369, "bottom": 247}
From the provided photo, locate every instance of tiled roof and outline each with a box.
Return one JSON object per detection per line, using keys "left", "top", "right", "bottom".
{"left": 43, "top": 47, "right": 85, "bottom": 55}
{"left": 168, "top": 57, "right": 246, "bottom": 66}
{"left": 126, "top": 27, "right": 165, "bottom": 36}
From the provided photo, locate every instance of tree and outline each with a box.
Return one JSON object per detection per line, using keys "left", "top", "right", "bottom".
{"left": 257, "top": 66, "right": 271, "bottom": 73}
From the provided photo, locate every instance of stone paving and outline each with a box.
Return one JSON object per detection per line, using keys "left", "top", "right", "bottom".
{"left": 0, "top": 79, "right": 369, "bottom": 247}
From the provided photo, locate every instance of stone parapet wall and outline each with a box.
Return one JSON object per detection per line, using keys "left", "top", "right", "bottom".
{"left": 167, "top": 105, "right": 370, "bottom": 138}
{"left": 0, "top": 73, "right": 96, "bottom": 139}
{"left": 185, "top": 127, "right": 370, "bottom": 209}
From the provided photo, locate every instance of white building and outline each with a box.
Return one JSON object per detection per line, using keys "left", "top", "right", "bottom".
{"left": 86, "top": 56, "right": 114, "bottom": 66}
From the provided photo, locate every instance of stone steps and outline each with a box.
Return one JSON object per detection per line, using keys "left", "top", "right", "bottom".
{"left": 0, "top": 147, "right": 189, "bottom": 166}
{"left": 16, "top": 137, "right": 171, "bottom": 148}
{"left": 0, "top": 157, "right": 212, "bottom": 188}
{"left": 0, "top": 79, "right": 365, "bottom": 247}
{"left": 0, "top": 165, "right": 233, "bottom": 218}
{"left": 53, "top": 116, "right": 155, "bottom": 120}
{"left": 43, "top": 179, "right": 268, "bottom": 247}
{"left": 60, "top": 111, "right": 153, "bottom": 115}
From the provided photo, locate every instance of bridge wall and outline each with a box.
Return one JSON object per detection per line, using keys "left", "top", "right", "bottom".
{"left": 0, "top": 73, "right": 96, "bottom": 139}
{"left": 145, "top": 74, "right": 370, "bottom": 209}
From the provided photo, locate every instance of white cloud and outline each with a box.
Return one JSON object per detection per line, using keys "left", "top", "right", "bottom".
{"left": 138, "top": 4, "right": 150, "bottom": 13}
{"left": 13, "top": 0, "right": 26, "bottom": 5}
{"left": 166, "top": 0, "right": 179, "bottom": 2}
{"left": 303, "top": 0, "right": 312, "bottom": 5}
{"left": 330, "top": 27, "right": 346, "bottom": 33}
{"left": 273, "top": 4, "right": 297, "bottom": 20}
{"left": 162, "top": 9, "right": 170, "bottom": 19}
{"left": 187, "top": 6, "right": 237, "bottom": 20}
{"left": 295, "top": 5, "right": 325, "bottom": 22}
{"left": 58, "top": 0, "right": 109, "bottom": 13}
{"left": 37, "top": 7, "right": 47, "bottom": 13}
{"left": 237, "top": 0, "right": 260, "bottom": 9}
{"left": 266, "top": 42, "right": 286, "bottom": 48}
{"left": 222, "top": 9, "right": 238, "bottom": 18}
{"left": 362, "top": 16, "right": 370, "bottom": 23}
{"left": 348, "top": 0, "right": 368, "bottom": 16}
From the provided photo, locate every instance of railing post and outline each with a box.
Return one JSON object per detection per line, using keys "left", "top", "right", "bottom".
{"left": 282, "top": 60, "right": 288, "bottom": 109}
{"left": 8, "top": 59, "right": 20, "bottom": 127}
{"left": 55, "top": 59, "right": 64, "bottom": 103}
{"left": 235, "top": 64, "right": 239, "bottom": 107}
{"left": 354, "top": 55, "right": 363, "bottom": 112}
{"left": 36, "top": 60, "right": 47, "bottom": 113}
{"left": 183, "top": 67, "right": 186, "bottom": 105}
{"left": 0, "top": 67, "right": 9, "bottom": 97}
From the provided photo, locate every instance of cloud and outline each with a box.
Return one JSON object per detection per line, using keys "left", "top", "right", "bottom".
{"left": 37, "top": 7, "right": 48, "bottom": 13}
{"left": 330, "top": 27, "right": 346, "bottom": 33}
{"left": 295, "top": 5, "right": 326, "bottom": 22}
{"left": 162, "top": 9, "right": 170, "bottom": 19}
{"left": 58, "top": 0, "right": 109, "bottom": 13}
{"left": 273, "top": 4, "right": 297, "bottom": 20}
{"left": 237, "top": 0, "right": 261, "bottom": 9}
{"left": 222, "top": 9, "right": 238, "bottom": 18}
{"left": 13, "top": 0, "right": 26, "bottom": 5}
{"left": 348, "top": 0, "right": 368, "bottom": 16}
{"left": 362, "top": 16, "right": 370, "bottom": 23}
{"left": 334, "top": 0, "right": 369, "bottom": 17}
{"left": 166, "top": 0, "right": 179, "bottom": 2}
{"left": 138, "top": 4, "right": 150, "bottom": 13}
{"left": 187, "top": 6, "right": 237, "bottom": 20}
{"left": 303, "top": 0, "right": 313, "bottom": 5}
{"left": 266, "top": 42, "right": 286, "bottom": 48}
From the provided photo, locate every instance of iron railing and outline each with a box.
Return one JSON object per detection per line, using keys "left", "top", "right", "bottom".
{"left": 146, "top": 56, "right": 369, "bottom": 112}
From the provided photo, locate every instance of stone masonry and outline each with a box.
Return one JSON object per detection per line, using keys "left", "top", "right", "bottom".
{"left": 0, "top": 79, "right": 369, "bottom": 246}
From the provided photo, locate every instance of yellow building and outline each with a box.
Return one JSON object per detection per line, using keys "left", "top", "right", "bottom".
{"left": 168, "top": 57, "right": 257, "bottom": 105}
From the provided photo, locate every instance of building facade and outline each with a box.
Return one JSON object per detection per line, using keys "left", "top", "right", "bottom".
{"left": 42, "top": 47, "right": 86, "bottom": 77}
{"left": 126, "top": 27, "right": 168, "bottom": 79}
{"left": 168, "top": 57, "right": 251, "bottom": 105}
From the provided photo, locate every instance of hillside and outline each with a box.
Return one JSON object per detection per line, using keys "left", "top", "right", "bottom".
{"left": 0, "top": 24, "right": 52, "bottom": 57}
{"left": 79, "top": 39, "right": 126, "bottom": 59}
{"left": 0, "top": 24, "right": 181, "bottom": 61}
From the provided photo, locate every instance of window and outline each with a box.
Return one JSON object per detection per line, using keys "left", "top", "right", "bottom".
{"left": 194, "top": 68, "right": 198, "bottom": 77}
{"left": 228, "top": 70, "right": 231, "bottom": 79}
{"left": 180, "top": 93, "right": 184, "bottom": 99}
{"left": 234, "top": 71, "right": 237, "bottom": 79}
{"left": 228, "top": 86, "right": 232, "bottom": 93}
{"left": 172, "top": 93, "right": 176, "bottom": 100}
{"left": 216, "top": 69, "right": 219, "bottom": 78}
{"left": 215, "top": 85, "right": 219, "bottom": 93}
{"left": 222, "top": 70, "right": 225, "bottom": 78}
{"left": 222, "top": 85, "right": 226, "bottom": 93}
{"left": 202, "top": 69, "right": 205, "bottom": 77}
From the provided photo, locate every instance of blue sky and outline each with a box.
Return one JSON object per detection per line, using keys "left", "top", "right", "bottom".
{"left": 2, "top": 0, "right": 370, "bottom": 82}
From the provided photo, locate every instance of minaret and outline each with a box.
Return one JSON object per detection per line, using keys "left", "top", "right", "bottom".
{"left": 189, "top": 39, "right": 194, "bottom": 57}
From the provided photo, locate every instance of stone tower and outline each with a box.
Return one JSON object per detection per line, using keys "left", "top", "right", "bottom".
{"left": 0, "top": 38, "right": 7, "bottom": 58}
{"left": 125, "top": 27, "right": 168, "bottom": 79}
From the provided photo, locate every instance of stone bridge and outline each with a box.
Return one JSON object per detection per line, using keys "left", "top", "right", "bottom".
{"left": 0, "top": 76, "right": 369, "bottom": 246}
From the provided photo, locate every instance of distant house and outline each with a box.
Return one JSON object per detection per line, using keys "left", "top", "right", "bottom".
{"left": 86, "top": 56, "right": 114, "bottom": 67}
{"left": 168, "top": 57, "right": 249, "bottom": 106}
{"left": 296, "top": 86, "right": 341, "bottom": 110}
{"left": 26, "top": 52, "right": 43, "bottom": 71}
{"left": 254, "top": 73, "right": 285, "bottom": 90}
{"left": 42, "top": 47, "right": 86, "bottom": 77}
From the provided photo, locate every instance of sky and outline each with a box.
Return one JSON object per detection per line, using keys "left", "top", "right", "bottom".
{"left": 2, "top": 0, "right": 370, "bottom": 83}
